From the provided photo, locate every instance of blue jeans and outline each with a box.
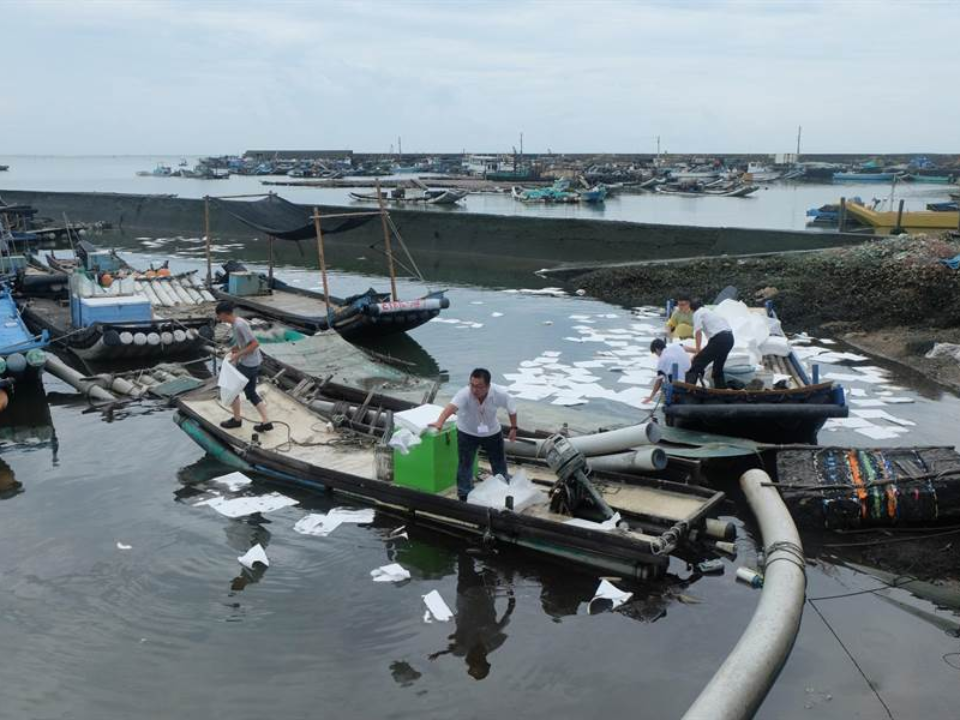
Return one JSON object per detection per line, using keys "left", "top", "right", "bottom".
{"left": 457, "top": 430, "right": 509, "bottom": 498}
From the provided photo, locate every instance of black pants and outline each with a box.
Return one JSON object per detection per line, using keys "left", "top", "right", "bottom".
{"left": 457, "top": 431, "right": 509, "bottom": 499}
{"left": 686, "top": 330, "right": 735, "bottom": 389}
{"left": 235, "top": 363, "right": 263, "bottom": 405}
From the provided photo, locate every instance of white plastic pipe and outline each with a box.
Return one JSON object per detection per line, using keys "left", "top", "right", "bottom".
{"left": 587, "top": 447, "right": 667, "bottom": 473}
{"left": 505, "top": 422, "right": 662, "bottom": 459}
{"left": 682, "top": 469, "right": 805, "bottom": 720}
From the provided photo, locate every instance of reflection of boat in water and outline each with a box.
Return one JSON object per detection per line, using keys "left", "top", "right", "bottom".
{"left": 0, "top": 377, "right": 56, "bottom": 451}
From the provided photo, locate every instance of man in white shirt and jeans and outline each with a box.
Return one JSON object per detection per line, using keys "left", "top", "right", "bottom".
{"left": 430, "top": 368, "right": 518, "bottom": 502}
{"left": 686, "top": 298, "right": 735, "bottom": 389}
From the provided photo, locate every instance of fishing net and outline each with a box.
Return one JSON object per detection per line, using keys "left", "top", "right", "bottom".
{"left": 210, "top": 195, "right": 374, "bottom": 241}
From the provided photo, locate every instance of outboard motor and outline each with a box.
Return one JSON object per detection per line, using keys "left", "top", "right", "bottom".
{"left": 542, "top": 434, "right": 618, "bottom": 524}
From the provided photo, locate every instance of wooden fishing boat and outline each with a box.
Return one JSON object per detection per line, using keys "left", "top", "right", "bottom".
{"left": 0, "top": 284, "right": 49, "bottom": 385}
{"left": 776, "top": 446, "right": 960, "bottom": 530}
{"left": 842, "top": 200, "right": 960, "bottom": 235}
{"left": 205, "top": 194, "right": 451, "bottom": 342}
{"left": 833, "top": 172, "right": 901, "bottom": 182}
{"left": 349, "top": 188, "right": 467, "bottom": 205}
{"left": 174, "top": 359, "right": 726, "bottom": 579}
{"left": 18, "top": 247, "right": 215, "bottom": 362}
{"left": 661, "top": 302, "right": 848, "bottom": 444}
{"left": 214, "top": 262, "right": 448, "bottom": 339}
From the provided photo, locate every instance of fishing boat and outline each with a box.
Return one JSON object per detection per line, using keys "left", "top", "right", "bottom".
{"left": 511, "top": 180, "right": 579, "bottom": 204}
{"left": 206, "top": 194, "right": 450, "bottom": 341}
{"left": 579, "top": 186, "right": 608, "bottom": 204}
{"left": 0, "top": 284, "right": 49, "bottom": 388}
{"left": 18, "top": 244, "right": 215, "bottom": 362}
{"left": 136, "top": 163, "right": 174, "bottom": 178}
{"left": 832, "top": 172, "right": 901, "bottom": 182}
{"left": 744, "top": 163, "right": 780, "bottom": 182}
{"left": 656, "top": 183, "right": 759, "bottom": 198}
{"left": 174, "top": 354, "right": 726, "bottom": 579}
{"left": 349, "top": 187, "right": 467, "bottom": 206}
{"left": 0, "top": 165, "right": 9, "bottom": 172}
{"left": 842, "top": 200, "right": 960, "bottom": 235}
{"left": 927, "top": 201, "right": 959, "bottom": 212}
{"left": 902, "top": 174, "right": 957, "bottom": 184}
{"left": 776, "top": 446, "right": 960, "bottom": 530}
{"left": 661, "top": 300, "right": 848, "bottom": 444}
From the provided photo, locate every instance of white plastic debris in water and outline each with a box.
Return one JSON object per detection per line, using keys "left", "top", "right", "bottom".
{"left": 116, "top": 542, "right": 132, "bottom": 550}
{"left": 422, "top": 590, "right": 454, "bottom": 622}
{"left": 881, "top": 396, "right": 914, "bottom": 404}
{"left": 849, "top": 398, "right": 887, "bottom": 407}
{"left": 855, "top": 426, "right": 901, "bottom": 441}
{"left": 294, "top": 508, "right": 376, "bottom": 537}
{"left": 389, "top": 428, "right": 422, "bottom": 456}
{"left": 195, "top": 492, "right": 299, "bottom": 518}
{"left": 589, "top": 579, "right": 633, "bottom": 612}
{"left": 565, "top": 512, "right": 623, "bottom": 532}
{"left": 467, "top": 470, "right": 547, "bottom": 512}
{"left": 238, "top": 543, "right": 269, "bottom": 569}
{"left": 210, "top": 471, "right": 253, "bottom": 491}
{"left": 491, "top": 312, "right": 504, "bottom": 318}
{"left": 371, "top": 563, "right": 411, "bottom": 583}
{"left": 852, "top": 409, "right": 917, "bottom": 426}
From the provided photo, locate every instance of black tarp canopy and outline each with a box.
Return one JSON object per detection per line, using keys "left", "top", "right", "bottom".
{"left": 210, "top": 194, "right": 375, "bottom": 241}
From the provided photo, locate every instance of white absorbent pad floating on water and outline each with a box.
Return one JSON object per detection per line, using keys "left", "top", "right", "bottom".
{"left": 589, "top": 579, "right": 633, "bottom": 612}
{"left": 293, "top": 507, "right": 377, "bottom": 537}
{"left": 238, "top": 543, "right": 269, "bottom": 569}
{"left": 196, "top": 492, "right": 299, "bottom": 518}
{"left": 371, "top": 563, "right": 411, "bottom": 583}
{"left": 422, "top": 590, "right": 454, "bottom": 622}
{"left": 467, "top": 470, "right": 548, "bottom": 512}
{"left": 210, "top": 471, "right": 253, "bottom": 491}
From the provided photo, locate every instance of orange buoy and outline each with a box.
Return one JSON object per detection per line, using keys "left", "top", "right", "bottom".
{"left": 145, "top": 270, "right": 156, "bottom": 279}
{"left": 0, "top": 389, "right": 8, "bottom": 413}
{"left": 157, "top": 267, "right": 171, "bottom": 277}
{"left": 100, "top": 272, "right": 114, "bottom": 288}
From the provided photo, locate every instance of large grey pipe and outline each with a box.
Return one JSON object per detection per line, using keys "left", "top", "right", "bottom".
{"left": 505, "top": 422, "right": 662, "bottom": 459}
{"left": 44, "top": 355, "right": 117, "bottom": 403}
{"left": 682, "top": 469, "right": 806, "bottom": 720}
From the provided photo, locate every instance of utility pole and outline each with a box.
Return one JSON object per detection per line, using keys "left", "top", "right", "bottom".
{"left": 397, "top": 136, "right": 402, "bottom": 160}
{"left": 520, "top": 131, "right": 524, "bottom": 157}
{"left": 796, "top": 125, "right": 802, "bottom": 159}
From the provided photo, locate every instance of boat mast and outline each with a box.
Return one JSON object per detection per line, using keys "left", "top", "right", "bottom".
{"left": 312, "top": 207, "right": 332, "bottom": 317}
{"left": 203, "top": 196, "right": 211, "bottom": 285}
{"left": 376, "top": 179, "right": 399, "bottom": 301}
{"left": 796, "top": 125, "right": 802, "bottom": 159}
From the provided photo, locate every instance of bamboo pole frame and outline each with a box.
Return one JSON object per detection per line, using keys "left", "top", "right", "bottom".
{"left": 376, "top": 180, "right": 399, "bottom": 301}
{"left": 312, "top": 207, "right": 332, "bottom": 317}
{"left": 204, "top": 196, "right": 211, "bottom": 285}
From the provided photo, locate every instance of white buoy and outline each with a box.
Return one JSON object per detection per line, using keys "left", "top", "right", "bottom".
{"left": 120, "top": 331, "right": 134, "bottom": 345}
{"left": 146, "top": 332, "right": 161, "bottom": 346}
{"left": 133, "top": 332, "right": 148, "bottom": 346}
{"left": 160, "top": 331, "right": 174, "bottom": 345}
{"left": 173, "top": 329, "right": 187, "bottom": 343}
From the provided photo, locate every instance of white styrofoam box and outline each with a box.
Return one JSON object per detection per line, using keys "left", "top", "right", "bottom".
{"left": 393, "top": 403, "right": 456, "bottom": 436}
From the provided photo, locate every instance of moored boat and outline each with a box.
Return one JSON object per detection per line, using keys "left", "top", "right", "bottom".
{"left": 842, "top": 200, "right": 960, "bottom": 234}
{"left": 174, "top": 357, "right": 726, "bottom": 579}
{"left": 661, "top": 300, "right": 848, "bottom": 444}
{"left": 833, "top": 172, "right": 901, "bottom": 182}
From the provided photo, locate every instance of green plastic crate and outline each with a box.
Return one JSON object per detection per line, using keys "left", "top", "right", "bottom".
{"left": 393, "top": 426, "right": 476, "bottom": 494}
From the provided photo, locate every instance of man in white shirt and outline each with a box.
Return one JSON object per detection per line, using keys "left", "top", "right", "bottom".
{"left": 686, "top": 299, "right": 735, "bottom": 389}
{"left": 430, "top": 368, "right": 518, "bottom": 501}
{"left": 643, "top": 338, "right": 693, "bottom": 403}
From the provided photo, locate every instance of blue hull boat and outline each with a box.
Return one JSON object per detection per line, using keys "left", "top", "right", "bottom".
{"left": 833, "top": 172, "right": 900, "bottom": 182}
{"left": 0, "top": 284, "right": 49, "bottom": 398}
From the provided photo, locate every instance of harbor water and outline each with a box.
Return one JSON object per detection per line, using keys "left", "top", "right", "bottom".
{"left": 1, "top": 155, "right": 957, "bottom": 232}
{"left": 2, "top": 238, "right": 960, "bottom": 719}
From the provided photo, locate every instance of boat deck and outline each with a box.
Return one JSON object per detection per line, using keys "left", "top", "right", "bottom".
{"left": 231, "top": 289, "right": 340, "bottom": 317}
{"left": 20, "top": 296, "right": 72, "bottom": 335}
{"left": 181, "top": 383, "right": 701, "bottom": 539}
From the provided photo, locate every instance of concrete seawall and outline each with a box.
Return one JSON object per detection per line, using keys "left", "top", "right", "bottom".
{"left": 2, "top": 189, "right": 871, "bottom": 269}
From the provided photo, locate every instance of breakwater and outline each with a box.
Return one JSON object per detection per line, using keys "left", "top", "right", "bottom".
{"left": 3, "top": 189, "right": 870, "bottom": 272}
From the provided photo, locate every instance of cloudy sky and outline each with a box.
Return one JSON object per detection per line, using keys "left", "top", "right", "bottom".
{"left": 4, "top": 0, "right": 958, "bottom": 155}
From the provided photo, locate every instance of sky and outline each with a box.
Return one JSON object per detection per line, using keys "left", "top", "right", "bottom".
{"left": 3, "top": 0, "right": 959, "bottom": 155}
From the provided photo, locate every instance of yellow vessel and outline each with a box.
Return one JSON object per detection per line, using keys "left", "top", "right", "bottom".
{"left": 843, "top": 200, "right": 959, "bottom": 235}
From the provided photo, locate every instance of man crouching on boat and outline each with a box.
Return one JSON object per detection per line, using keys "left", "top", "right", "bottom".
{"left": 215, "top": 301, "right": 273, "bottom": 433}
{"left": 429, "top": 368, "right": 518, "bottom": 502}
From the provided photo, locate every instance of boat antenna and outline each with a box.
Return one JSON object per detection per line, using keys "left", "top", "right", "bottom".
{"left": 376, "top": 180, "right": 399, "bottom": 301}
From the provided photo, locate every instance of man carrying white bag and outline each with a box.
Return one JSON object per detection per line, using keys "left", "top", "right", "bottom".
{"left": 215, "top": 301, "right": 273, "bottom": 432}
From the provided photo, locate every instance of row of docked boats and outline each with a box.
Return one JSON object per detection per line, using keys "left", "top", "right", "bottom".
{"left": 511, "top": 179, "right": 608, "bottom": 204}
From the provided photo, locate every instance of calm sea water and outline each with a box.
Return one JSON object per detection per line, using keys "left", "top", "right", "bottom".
{"left": 1, "top": 155, "right": 956, "bottom": 231}
{"left": 2, "top": 231, "right": 960, "bottom": 717}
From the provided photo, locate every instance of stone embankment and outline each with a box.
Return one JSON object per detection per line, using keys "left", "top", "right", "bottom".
{"left": 570, "top": 234, "right": 960, "bottom": 388}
